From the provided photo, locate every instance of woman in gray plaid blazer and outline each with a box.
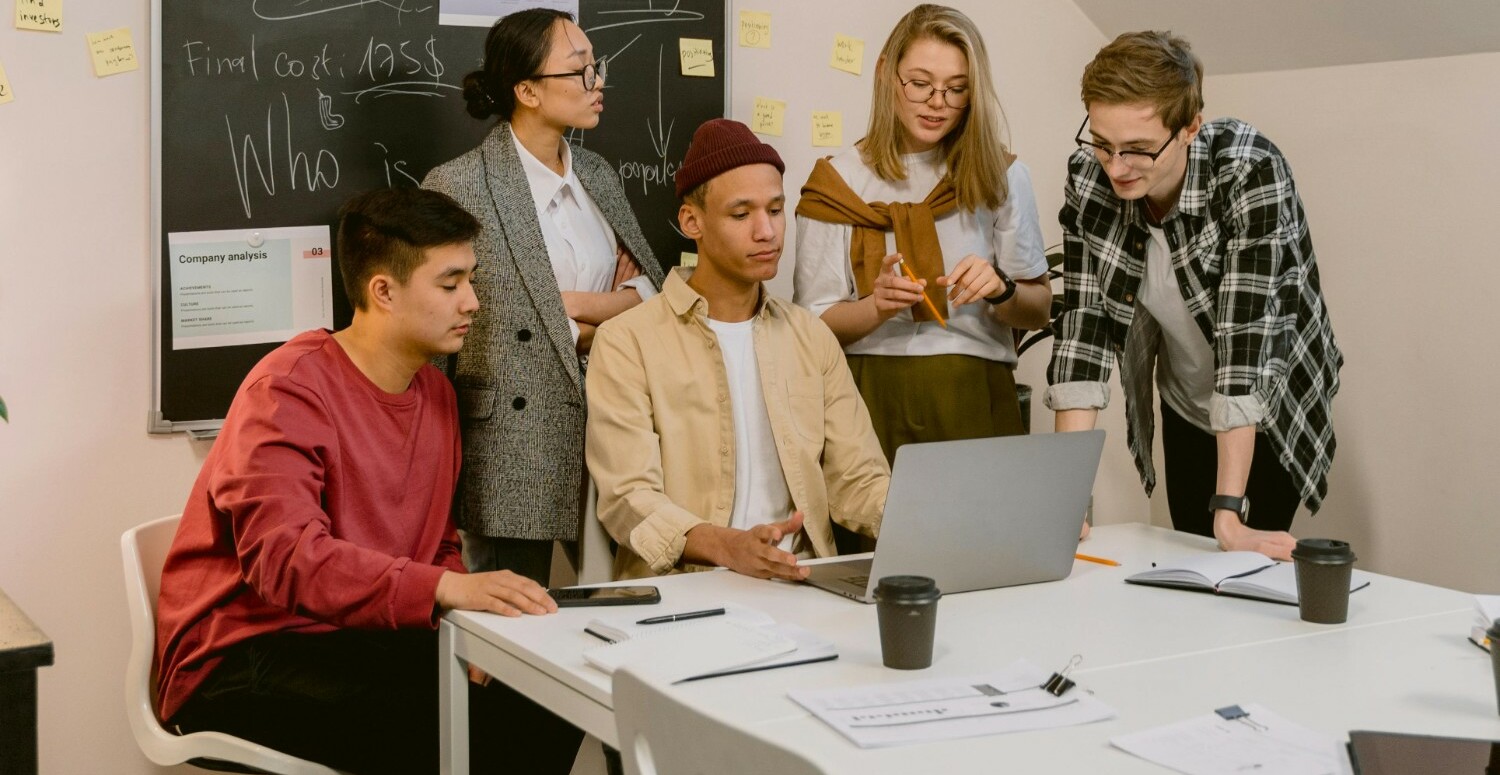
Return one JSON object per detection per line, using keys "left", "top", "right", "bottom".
{"left": 423, "top": 9, "right": 664, "bottom": 582}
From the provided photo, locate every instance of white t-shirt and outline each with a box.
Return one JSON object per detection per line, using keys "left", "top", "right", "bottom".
{"left": 705, "top": 317, "right": 797, "bottom": 553}
{"left": 1138, "top": 225, "right": 1214, "bottom": 432}
{"left": 793, "top": 147, "right": 1050, "bottom": 363}
{"left": 514, "top": 134, "right": 656, "bottom": 342}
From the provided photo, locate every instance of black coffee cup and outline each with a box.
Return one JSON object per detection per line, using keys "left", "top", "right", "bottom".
{"left": 1290, "top": 538, "right": 1356, "bottom": 624}
{"left": 1488, "top": 619, "right": 1500, "bottom": 717}
{"left": 874, "top": 575, "right": 941, "bottom": 670}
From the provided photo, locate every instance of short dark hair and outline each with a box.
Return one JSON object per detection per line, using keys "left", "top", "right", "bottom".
{"left": 463, "top": 8, "right": 574, "bottom": 121}
{"left": 335, "top": 188, "right": 481, "bottom": 310}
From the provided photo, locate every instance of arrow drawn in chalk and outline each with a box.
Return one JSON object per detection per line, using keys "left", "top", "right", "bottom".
{"left": 646, "top": 44, "right": 674, "bottom": 159}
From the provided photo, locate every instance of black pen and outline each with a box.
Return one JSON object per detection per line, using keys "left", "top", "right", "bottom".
{"left": 636, "top": 607, "right": 726, "bottom": 625}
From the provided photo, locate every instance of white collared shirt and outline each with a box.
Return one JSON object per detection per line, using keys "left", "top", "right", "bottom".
{"left": 512, "top": 133, "right": 656, "bottom": 341}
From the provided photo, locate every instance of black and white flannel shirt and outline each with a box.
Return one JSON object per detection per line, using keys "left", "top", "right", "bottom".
{"left": 1045, "top": 118, "right": 1342, "bottom": 512}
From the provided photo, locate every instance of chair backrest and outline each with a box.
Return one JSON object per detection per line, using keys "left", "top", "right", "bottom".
{"left": 121, "top": 515, "right": 343, "bottom": 775}
{"left": 613, "top": 669, "right": 828, "bottom": 775}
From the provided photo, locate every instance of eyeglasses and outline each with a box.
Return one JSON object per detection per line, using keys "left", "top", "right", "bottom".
{"left": 532, "top": 56, "right": 607, "bottom": 91}
{"left": 898, "top": 77, "right": 970, "bottom": 109}
{"left": 1074, "top": 116, "right": 1178, "bottom": 169}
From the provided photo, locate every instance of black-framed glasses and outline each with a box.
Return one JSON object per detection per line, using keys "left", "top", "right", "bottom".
{"left": 1074, "top": 116, "right": 1178, "bottom": 169}
{"left": 898, "top": 77, "right": 970, "bottom": 109}
{"left": 532, "top": 56, "right": 607, "bottom": 91}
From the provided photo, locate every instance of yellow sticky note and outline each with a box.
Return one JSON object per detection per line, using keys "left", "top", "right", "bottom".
{"left": 15, "top": 0, "right": 62, "bottom": 32}
{"left": 680, "top": 252, "right": 698, "bottom": 268}
{"left": 679, "top": 38, "right": 715, "bottom": 78}
{"left": 0, "top": 61, "right": 14, "bottom": 105}
{"left": 831, "top": 34, "right": 865, "bottom": 75}
{"left": 87, "top": 27, "right": 139, "bottom": 77}
{"left": 738, "top": 10, "right": 771, "bottom": 48}
{"left": 812, "top": 111, "right": 842, "bottom": 147}
{"left": 751, "top": 97, "right": 785, "bottom": 137}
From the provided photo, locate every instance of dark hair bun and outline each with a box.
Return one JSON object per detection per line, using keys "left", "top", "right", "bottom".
{"left": 462, "top": 70, "right": 494, "bottom": 120}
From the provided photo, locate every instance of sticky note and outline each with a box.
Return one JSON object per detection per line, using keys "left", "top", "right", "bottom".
{"left": 738, "top": 10, "right": 771, "bottom": 48}
{"left": 15, "top": 0, "right": 62, "bottom": 32}
{"left": 679, "top": 38, "right": 715, "bottom": 77}
{"left": 831, "top": 34, "right": 864, "bottom": 75}
{"left": 680, "top": 252, "right": 698, "bottom": 268}
{"left": 812, "top": 111, "right": 842, "bottom": 147}
{"left": 87, "top": 27, "right": 138, "bottom": 76}
{"left": 751, "top": 97, "right": 786, "bottom": 137}
{"left": 0, "top": 61, "right": 13, "bottom": 105}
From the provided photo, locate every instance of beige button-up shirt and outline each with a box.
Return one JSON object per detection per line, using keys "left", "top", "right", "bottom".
{"left": 586, "top": 269, "right": 889, "bottom": 580}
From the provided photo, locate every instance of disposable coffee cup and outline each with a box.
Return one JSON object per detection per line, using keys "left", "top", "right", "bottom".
{"left": 1488, "top": 619, "right": 1500, "bottom": 717}
{"left": 874, "top": 575, "right": 941, "bottom": 670}
{"left": 1290, "top": 538, "right": 1356, "bottom": 624}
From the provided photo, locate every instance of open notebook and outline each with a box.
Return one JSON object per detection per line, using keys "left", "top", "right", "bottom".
{"left": 583, "top": 603, "right": 837, "bottom": 683}
{"left": 1127, "top": 551, "right": 1370, "bottom": 605}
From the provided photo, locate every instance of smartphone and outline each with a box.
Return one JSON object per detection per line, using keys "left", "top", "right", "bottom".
{"left": 547, "top": 585, "right": 661, "bottom": 607}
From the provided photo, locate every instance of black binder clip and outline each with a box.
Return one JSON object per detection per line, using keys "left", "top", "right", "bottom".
{"left": 1214, "top": 704, "right": 1268, "bottom": 731}
{"left": 1042, "top": 654, "right": 1082, "bottom": 696}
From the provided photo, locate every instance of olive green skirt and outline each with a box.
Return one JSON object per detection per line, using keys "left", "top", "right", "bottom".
{"left": 847, "top": 353, "right": 1026, "bottom": 466}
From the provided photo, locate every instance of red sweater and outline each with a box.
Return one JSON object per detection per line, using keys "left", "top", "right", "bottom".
{"left": 154, "top": 330, "right": 466, "bottom": 721}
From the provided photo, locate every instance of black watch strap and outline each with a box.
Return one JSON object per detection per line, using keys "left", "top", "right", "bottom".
{"left": 984, "top": 271, "right": 1017, "bottom": 305}
{"left": 1208, "top": 494, "right": 1250, "bottom": 524}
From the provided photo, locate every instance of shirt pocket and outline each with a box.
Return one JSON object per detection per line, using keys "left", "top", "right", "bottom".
{"left": 785, "top": 375, "right": 825, "bottom": 444}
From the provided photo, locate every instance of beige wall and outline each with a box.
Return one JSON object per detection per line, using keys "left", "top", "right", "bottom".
{"left": 0, "top": 3, "right": 1495, "bottom": 774}
{"left": 1203, "top": 53, "right": 1500, "bottom": 592}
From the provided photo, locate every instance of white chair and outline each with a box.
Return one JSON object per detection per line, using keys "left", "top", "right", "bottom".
{"left": 613, "top": 668, "right": 828, "bottom": 775}
{"left": 121, "top": 514, "right": 345, "bottom": 774}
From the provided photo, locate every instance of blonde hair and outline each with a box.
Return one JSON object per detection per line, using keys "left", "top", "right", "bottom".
{"left": 861, "top": 4, "right": 1010, "bottom": 211}
{"left": 1081, "top": 31, "right": 1203, "bottom": 132}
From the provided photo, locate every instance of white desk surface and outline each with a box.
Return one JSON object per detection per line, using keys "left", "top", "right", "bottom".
{"left": 749, "top": 609, "right": 1500, "bottom": 773}
{"left": 441, "top": 523, "right": 1484, "bottom": 771}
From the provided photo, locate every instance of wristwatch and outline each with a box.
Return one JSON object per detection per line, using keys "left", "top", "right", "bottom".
{"left": 1208, "top": 494, "right": 1251, "bottom": 525}
{"left": 984, "top": 271, "right": 1017, "bottom": 306}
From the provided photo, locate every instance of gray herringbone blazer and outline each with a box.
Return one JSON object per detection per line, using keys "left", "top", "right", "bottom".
{"left": 423, "top": 123, "right": 665, "bottom": 541}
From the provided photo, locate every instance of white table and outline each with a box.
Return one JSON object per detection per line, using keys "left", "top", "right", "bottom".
{"left": 438, "top": 524, "right": 1493, "bottom": 774}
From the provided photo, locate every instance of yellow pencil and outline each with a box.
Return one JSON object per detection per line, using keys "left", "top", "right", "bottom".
{"left": 896, "top": 259, "right": 947, "bottom": 329}
{"left": 1074, "top": 553, "right": 1121, "bottom": 567}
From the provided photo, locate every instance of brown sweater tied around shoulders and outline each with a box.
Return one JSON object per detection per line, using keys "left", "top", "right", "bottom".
{"left": 795, "top": 157, "right": 959, "bottom": 323}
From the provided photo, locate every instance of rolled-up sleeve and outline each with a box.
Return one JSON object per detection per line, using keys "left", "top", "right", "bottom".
{"left": 1047, "top": 156, "right": 1117, "bottom": 405}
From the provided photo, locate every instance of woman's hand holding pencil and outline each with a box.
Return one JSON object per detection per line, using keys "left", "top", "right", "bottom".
{"left": 874, "top": 253, "right": 947, "bottom": 328}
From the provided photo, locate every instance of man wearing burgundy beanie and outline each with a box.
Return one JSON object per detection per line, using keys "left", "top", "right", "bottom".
{"left": 584, "top": 119, "right": 890, "bottom": 581}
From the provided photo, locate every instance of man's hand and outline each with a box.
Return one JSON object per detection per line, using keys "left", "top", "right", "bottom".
{"left": 613, "top": 246, "right": 643, "bottom": 289}
{"left": 1079, "top": 520, "right": 1091, "bottom": 541}
{"left": 435, "top": 570, "right": 558, "bottom": 617}
{"left": 872, "top": 253, "right": 927, "bottom": 318}
{"left": 937, "top": 254, "right": 1003, "bottom": 306}
{"left": 685, "top": 512, "right": 809, "bottom": 581}
{"left": 1213, "top": 512, "right": 1296, "bottom": 560}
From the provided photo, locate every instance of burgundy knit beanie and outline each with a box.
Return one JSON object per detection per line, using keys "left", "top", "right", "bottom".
{"left": 674, "top": 118, "right": 785, "bottom": 199}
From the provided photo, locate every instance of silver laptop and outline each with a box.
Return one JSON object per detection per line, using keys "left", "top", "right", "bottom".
{"left": 803, "top": 430, "right": 1106, "bottom": 603}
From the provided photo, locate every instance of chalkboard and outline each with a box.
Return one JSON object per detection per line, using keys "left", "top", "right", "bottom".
{"left": 151, "top": 0, "right": 727, "bottom": 433}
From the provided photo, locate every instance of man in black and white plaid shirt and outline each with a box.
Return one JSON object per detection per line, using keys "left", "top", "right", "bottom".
{"left": 1046, "top": 31, "right": 1342, "bottom": 560}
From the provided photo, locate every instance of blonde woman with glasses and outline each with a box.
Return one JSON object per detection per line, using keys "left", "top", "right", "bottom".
{"left": 795, "top": 4, "right": 1052, "bottom": 478}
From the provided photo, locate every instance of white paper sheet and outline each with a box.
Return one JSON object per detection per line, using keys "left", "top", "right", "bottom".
{"left": 1110, "top": 703, "right": 1353, "bottom": 775}
{"left": 789, "top": 660, "right": 1116, "bottom": 749}
{"left": 168, "top": 225, "right": 331, "bottom": 350}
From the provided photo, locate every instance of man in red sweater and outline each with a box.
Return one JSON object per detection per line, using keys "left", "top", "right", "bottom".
{"left": 154, "top": 188, "right": 580, "bottom": 774}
